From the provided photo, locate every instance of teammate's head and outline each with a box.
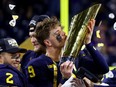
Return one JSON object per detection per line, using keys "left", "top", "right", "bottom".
{"left": 35, "top": 16, "right": 67, "bottom": 49}
{"left": 0, "top": 38, "right": 27, "bottom": 69}
{"left": 29, "top": 15, "right": 50, "bottom": 52}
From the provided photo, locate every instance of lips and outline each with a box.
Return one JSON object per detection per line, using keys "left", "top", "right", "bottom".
{"left": 33, "top": 43, "right": 39, "bottom": 46}
{"left": 13, "top": 63, "right": 19, "bottom": 69}
{"left": 34, "top": 44, "right": 40, "bottom": 48}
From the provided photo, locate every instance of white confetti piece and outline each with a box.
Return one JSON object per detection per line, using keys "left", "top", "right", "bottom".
{"left": 9, "top": 19, "right": 16, "bottom": 27}
{"left": 9, "top": 4, "right": 16, "bottom": 10}
{"left": 12, "top": 15, "right": 19, "bottom": 20}
{"left": 113, "top": 22, "right": 116, "bottom": 30}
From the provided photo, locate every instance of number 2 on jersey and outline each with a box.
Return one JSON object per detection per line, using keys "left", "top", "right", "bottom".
{"left": 6, "top": 73, "right": 13, "bottom": 84}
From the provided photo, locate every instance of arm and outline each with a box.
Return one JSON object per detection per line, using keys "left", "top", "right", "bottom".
{"left": 86, "top": 43, "right": 109, "bottom": 74}
{"left": 84, "top": 19, "right": 109, "bottom": 74}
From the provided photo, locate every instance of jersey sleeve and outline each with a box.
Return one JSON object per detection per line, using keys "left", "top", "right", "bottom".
{"left": 20, "top": 50, "right": 33, "bottom": 74}
{"left": 75, "top": 43, "right": 109, "bottom": 75}
{"left": 85, "top": 43, "right": 109, "bottom": 74}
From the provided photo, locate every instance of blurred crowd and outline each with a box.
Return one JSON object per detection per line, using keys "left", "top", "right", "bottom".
{"left": 0, "top": 0, "right": 116, "bottom": 66}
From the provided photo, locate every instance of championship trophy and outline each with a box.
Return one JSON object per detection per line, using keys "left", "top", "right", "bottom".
{"left": 60, "top": 4, "right": 101, "bottom": 61}
{"left": 60, "top": 4, "right": 102, "bottom": 83}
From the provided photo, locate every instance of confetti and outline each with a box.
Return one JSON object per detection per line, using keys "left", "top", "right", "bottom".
{"left": 113, "top": 22, "right": 116, "bottom": 30}
{"left": 9, "top": 4, "right": 16, "bottom": 10}
{"left": 108, "top": 13, "right": 115, "bottom": 19}
{"left": 96, "top": 30, "right": 101, "bottom": 38}
{"left": 9, "top": 19, "right": 16, "bottom": 27}
{"left": 97, "top": 43, "right": 104, "bottom": 47}
{"left": 12, "top": 15, "right": 19, "bottom": 20}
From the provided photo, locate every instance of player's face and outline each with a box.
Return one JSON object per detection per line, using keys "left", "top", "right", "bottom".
{"left": 11, "top": 53, "right": 21, "bottom": 69}
{"left": 47, "top": 26, "right": 67, "bottom": 48}
{"left": 2, "top": 52, "right": 21, "bottom": 69}
{"left": 29, "top": 31, "right": 41, "bottom": 52}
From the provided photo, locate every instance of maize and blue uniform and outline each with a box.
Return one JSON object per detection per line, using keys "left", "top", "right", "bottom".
{"left": 25, "top": 54, "right": 62, "bottom": 87}
{"left": 94, "top": 68, "right": 116, "bottom": 87}
{"left": 21, "top": 15, "right": 49, "bottom": 75}
{"left": 20, "top": 50, "right": 40, "bottom": 75}
{"left": 102, "top": 69, "right": 116, "bottom": 85}
{"left": 25, "top": 43, "right": 109, "bottom": 86}
{"left": 21, "top": 50, "right": 45, "bottom": 87}
{"left": 0, "top": 64, "right": 27, "bottom": 87}
{"left": 75, "top": 43, "right": 109, "bottom": 76}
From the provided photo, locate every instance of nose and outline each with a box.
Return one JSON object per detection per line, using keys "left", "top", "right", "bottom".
{"left": 16, "top": 58, "right": 21, "bottom": 62}
{"left": 61, "top": 31, "right": 67, "bottom": 37}
{"left": 31, "top": 37, "right": 35, "bottom": 43}
{"left": 31, "top": 37, "right": 37, "bottom": 43}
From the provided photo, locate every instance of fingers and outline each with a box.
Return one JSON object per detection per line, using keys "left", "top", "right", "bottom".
{"left": 84, "top": 19, "right": 95, "bottom": 44}
{"left": 83, "top": 77, "right": 94, "bottom": 87}
{"left": 60, "top": 60, "right": 74, "bottom": 78}
{"left": 87, "top": 19, "right": 95, "bottom": 32}
{"left": 60, "top": 61, "right": 73, "bottom": 70}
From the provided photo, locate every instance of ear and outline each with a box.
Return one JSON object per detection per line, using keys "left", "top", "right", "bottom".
{"left": 0, "top": 54, "right": 2, "bottom": 59}
{"left": 0, "top": 54, "right": 3, "bottom": 64}
{"left": 44, "top": 39, "right": 52, "bottom": 47}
